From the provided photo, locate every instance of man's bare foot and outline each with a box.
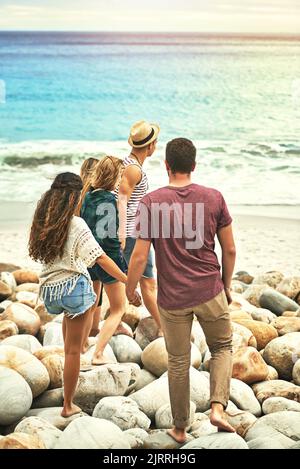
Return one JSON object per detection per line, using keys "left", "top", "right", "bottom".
{"left": 210, "top": 403, "right": 236, "bottom": 433}
{"left": 113, "top": 322, "right": 133, "bottom": 338}
{"left": 61, "top": 403, "right": 82, "bottom": 418}
{"left": 167, "top": 427, "right": 187, "bottom": 444}
{"left": 92, "top": 354, "right": 114, "bottom": 366}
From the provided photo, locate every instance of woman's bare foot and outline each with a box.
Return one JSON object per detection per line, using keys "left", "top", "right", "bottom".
{"left": 210, "top": 403, "right": 236, "bottom": 433}
{"left": 92, "top": 353, "right": 114, "bottom": 366}
{"left": 167, "top": 427, "right": 187, "bottom": 444}
{"left": 61, "top": 403, "right": 82, "bottom": 418}
{"left": 113, "top": 322, "right": 133, "bottom": 338}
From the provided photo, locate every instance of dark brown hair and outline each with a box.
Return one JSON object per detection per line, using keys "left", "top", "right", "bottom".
{"left": 166, "top": 138, "right": 196, "bottom": 174}
{"left": 28, "top": 172, "right": 83, "bottom": 264}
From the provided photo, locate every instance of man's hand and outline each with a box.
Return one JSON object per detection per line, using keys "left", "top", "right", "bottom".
{"left": 126, "top": 288, "right": 142, "bottom": 307}
{"left": 224, "top": 287, "right": 232, "bottom": 305}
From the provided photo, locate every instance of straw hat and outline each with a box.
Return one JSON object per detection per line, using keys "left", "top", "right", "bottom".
{"left": 128, "top": 120, "right": 160, "bottom": 148}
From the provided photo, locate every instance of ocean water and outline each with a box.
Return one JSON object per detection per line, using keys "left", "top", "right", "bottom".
{"left": 0, "top": 32, "right": 300, "bottom": 205}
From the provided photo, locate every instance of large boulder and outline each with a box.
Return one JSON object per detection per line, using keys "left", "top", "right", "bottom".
{"left": 250, "top": 308, "right": 277, "bottom": 324}
{"left": 43, "top": 322, "right": 64, "bottom": 346}
{"left": 0, "top": 320, "right": 18, "bottom": 340}
{"left": 122, "top": 304, "right": 142, "bottom": 331}
{"left": 26, "top": 407, "right": 86, "bottom": 430}
{"left": 34, "top": 303, "right": 56, "bottom": 325}
{"left": 41, "top": 354, "right": 64, "bottom": 389}
{"left": 232, "top": 346, "right": 269, "bottom": 384}
{"left": 14, "top": 416, "right": 62, "bottom": 449}
{"left": 252, "top": 272, "right": 284, "bottom": 289}
{"left": 231, "top": 322, "right": 257, "bottom": 348}
{"left": 0, "top": 432, "right": 45, "bottom": 449}
{"left": 155, "top": 402, "right": 196, "bottom": 429}
{"left": 32, "top": 388, "right": 63, "bottom": 409}
{"left": 141, "top": 338, "right": 201, "bottom": 377}
{"left": 123, "top": 428, "right": 149, "bottom": 449}
{"left": 130, "top": 368, "right": 210, "bottom": 420}
{"left": 1, "top": 271, "right": 17, "bottom": 291}
{"left": 0, "top": 366, "right": 32, "bottom": 425}
{"left": 54, "top": 416, "right": 130, "bottom": 449}
{"left": 15, "top": 291, "right": 38, "bottom": 309}
{"left": 12, "top": 269, "right": 39, "bottom": 285}
{"left": 263, "top": 332, "right": 300, "bottom": 379}
{"left": 109, "top": 335, "right": 142, "bottom": 364}
{"left": 74, "top": 364, "right": 135, "bottom": 414}
{"left": 252, "top": 380, "right": 300, "bottom": 404}
{"left": 134, "top": 317, "right": 161, "bottom": 350}
{"left": 133, "top": 369, "right": 157, "bottom": 392}
{"left": 1, "top": 334, "right": 42, "bottom": 354}
{"left": 189, "top": 414, "right": 217, "bottom": 438}
{"left": 143, "top": 430, "right": 193, "bottom": 449}
{"left": 15, "top": 283, "right": 39, "bottom": 294}
{"left": 229, "top": 378, "right": 261, "bottom": 416}
{"left": 293, "top": 359, "right": 300, "bottom": 385}
{"left": 262, "top": 396, "right": 300, "bottom": 414}
{"left": 245, "top": 411, "right": 300, "bottom": 448}
{"left": 277, "top": 277, "right": 300, "bottom": 300}
{"left": 271, "top": 317, "right": 300, "bottom": 335}
{"left": 232, "top": 319, "right": 277, "bottom": 350}
{"left": 0, "top": 344, "right": 50, "bottom": 397}
{"left": 1, "top": 303, "right": 40, "bottom": 335}
{"left": 182, "top": 432, "right": 248, "bottom": 449}
{"left": 0, "top": 280, "right": 12, "bottom": 301}
{"left": 92, "top": 396, "right": 151, "bottom": 431}
{"left": 242, "top": 285, "right": 268, "bottom": 308}
{"left": 259, "top": 288, "right": 300, "bottom": 315}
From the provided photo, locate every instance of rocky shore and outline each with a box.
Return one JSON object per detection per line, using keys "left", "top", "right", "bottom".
{"left": 0, "top": 264, "right": 300, "bottom": 449}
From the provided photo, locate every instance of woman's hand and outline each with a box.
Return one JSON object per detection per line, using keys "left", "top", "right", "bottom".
{"left": 126, "top": 288, "right": 142, "bottom": 307}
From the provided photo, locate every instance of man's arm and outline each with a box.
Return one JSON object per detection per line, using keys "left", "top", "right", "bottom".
{"left": 118, "top": 165, "right": 142, "bottom": 249}
{"left": 126, "top": 239, "right": 151, "bottom": 302}
{"left": 217, "top": 223, "right": 236, "bottom": 304}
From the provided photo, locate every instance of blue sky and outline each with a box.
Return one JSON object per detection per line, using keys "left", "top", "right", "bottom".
{"left": 0, "top": 0, "right": 299, "bottom": 33}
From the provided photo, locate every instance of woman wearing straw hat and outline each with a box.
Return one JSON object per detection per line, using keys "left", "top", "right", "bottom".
{"left": 116, "top": 120, "right": 162, "bottom": 334}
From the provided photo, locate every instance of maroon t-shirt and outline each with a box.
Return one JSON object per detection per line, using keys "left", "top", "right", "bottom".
{"left": 136, "top": 183, "right": 232, "bottom": 310}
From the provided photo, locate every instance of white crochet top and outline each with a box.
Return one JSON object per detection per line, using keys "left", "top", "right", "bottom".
{"left": 39, "top": 216, "right": 103, "bottom": 300}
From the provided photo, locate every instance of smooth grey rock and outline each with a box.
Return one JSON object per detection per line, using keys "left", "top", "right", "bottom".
{"left": 1, "top": 334, "right": 42, "bottom": 353}
{"left": 110, "top": 335, "right": 142, "bottom": 364}
{"left": 230, "top": 378, "right": 261, "bottom": 416}
{"left": 155, "top": 402, "right": 196, "bottom": 429}
{"left": 43, "top": 323, "right": 64, "bottom": 346}
{"left": 143, "top": 430, "right": 193, "bottom": 449}
{"left": 263, "top": 332, "right": 300, "bottom": 379}
{"left": 252, "top": 379, "right": 300, "bottom": 404}
{"left": 123, "top": 428, "right": 149, "bottom": 449}
{"left": 15, "top": 416, "right": 62, "bottom": 449}
{"left": 182, "top": 432, "right": 248, "bottom": 449}
{"left": 260, "top": 288, "right": 300, "bottom": 315}
{"left": 54, "top": 416, "right": 130, "bottom": 449}
{"left": 262, "top": 396, "right": 300, "bottom": 414}
{"left": 247, "top": 437, "right": 287, "bottom": 449}
{"left": 32, "top": 388, "right": 64, "bottom": 409}
{"left": 132, "top": 369, "right": 157, "bottom": 392}
{"left": 92, "top": 396, "right": 151, "bottom": 431}
{"left": 293, "top": 359, "right": 300, "bottom": 385}
{"left": 250, "top": 308, "right": 277, "bottom": 324}
{"left": 0, "top": 366, "right": 32, "bottom": 425}
{"left": 26, "top": 407, "right": 87, "bottom": 430}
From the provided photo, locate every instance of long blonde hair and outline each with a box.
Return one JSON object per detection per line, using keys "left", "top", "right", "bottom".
{"left": 77, "top": 156, "right": 123, "bottom": 215}
{"left": 80, "top": 157, "right": 99, "bottom": 185}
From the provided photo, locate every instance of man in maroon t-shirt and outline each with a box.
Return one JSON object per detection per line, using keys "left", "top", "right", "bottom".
{"left": 126, "top": 138, "right": 236, "bottom": 443}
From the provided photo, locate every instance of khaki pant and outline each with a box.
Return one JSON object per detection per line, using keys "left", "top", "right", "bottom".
{"left": 158, "top": 289, "right": 233, "bottom": 429}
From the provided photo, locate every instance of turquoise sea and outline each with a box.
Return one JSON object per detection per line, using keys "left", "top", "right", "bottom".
{"left": 0, "top": 32, "right": 299, "bottom": 205}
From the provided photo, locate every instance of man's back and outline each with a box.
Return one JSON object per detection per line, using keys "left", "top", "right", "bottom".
{"left": 138, "top": 183, "right": 232, "bottom": 310}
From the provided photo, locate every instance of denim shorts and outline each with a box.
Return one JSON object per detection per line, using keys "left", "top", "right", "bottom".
{"left": 43, "top": 275, "right": 97, "bottom": 319}
{"left": 123, "top": 237, "right": 154, "bottom": 279}
{"left": 88, "top": 250, "right": 127, "bottom": 284}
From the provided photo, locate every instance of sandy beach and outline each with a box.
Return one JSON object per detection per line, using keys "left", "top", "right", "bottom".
{"left": 0, "top": 200, "right": 299, "bottom": 276}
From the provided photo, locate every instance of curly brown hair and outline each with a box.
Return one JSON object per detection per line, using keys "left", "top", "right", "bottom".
{"left": 76, "top": 155, "right": 123, "bottom": 216}
{"left": 28, "top": 172, "right": 83, "bottom": 264}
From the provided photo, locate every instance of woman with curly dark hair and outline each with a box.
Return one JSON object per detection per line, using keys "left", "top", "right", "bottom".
{"left": 29, "top": 172, "right": 140, "bottom": 418}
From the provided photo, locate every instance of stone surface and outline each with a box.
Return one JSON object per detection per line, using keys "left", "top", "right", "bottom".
{"left": 43, "top": 322, "right": 64, "bottom": 346}
{"left": 41, "top": 354, "right": 64, "bottom": 389}
{"left": 0, "top": 366, "right": 32, "bottom": 425}
{"left": 32, "top": 388, "right": 64, "bottom": 409}
{"left": 0, "top": 280, "right": 13, "bottom": 301}
{"left": 182, "top": 432, "right": 248, "bottom": 449}
{"left": 74, "top": 364, "right": 134, "bottom": 414}
{"left": 123, "top": 428, "right": 149, "bottom": 449}
{"left": 133, "top": 369, "right": 157, "bottom": 392}
{"left": 0, "top": 263, "right": 21, "bottom": 273}
{"left": 252, "top": 271, "right": 284, "bottom": 289}
{"left": 155, "top": 402, "right": 196, "bottom": 429}
{"left": 262, "top": 396, "right": 300, "bottom": 414}
{"left": 231, "top": 322, "right": 257, "bottom": 348}
{"left": 263, "top": 332, "right": 300, "bottom": 379}
{"left": 277, "top": 276, "right": 300, "bottom": 300}
{"left": 12, "top": 269, "right": 39, "bottom": 285}
{"left": 143, "top": 430, "right": 193, "bottom": 449}
{"left": 232, "top": 319, "right": 278, "bottom": 350}
{"left": 92, "top": 396, "right": 151, "bottom": 431}
{"left": 250, "top": 308, "right": 277, "bottom": 324}
{"left": 1, "top": 334, "right": 42, "bottom": 353}
{"left": 252, "top": 379, "right": 300, "bottom": 403}
{"left": 54, "top": 416, "right": 130, "bottom": 449}
{"left": 134, "top": 317, "right": 161, "bottom": 350}
{"left": 229, "top": 378, "right": 261, "bottom": 416}
{"left": 1, "top": 303, "right": 41, "bottom": 335}
{"left": 0, "top": 432, "right": 45, "bottom": 449}
{"left": 271, "top": 316, "right": 300, "bottom": 335}
{"left": 225, "top": 410, "right": 257, "bottom": 437}
{"left": 34, "top": 303, "right": 56, "bottom": 325}
{"left": 259, "top": 288, "right": 300, "bottom": 315}
{"left": 26, "top": 407, "right": 87, "bottom": 430}
{"left": 242, "top": 284, "right": 268, "bottom": 308}
{"left": 141, "top": 338, "right": 201, "bottom": 377}
{"left": 0, "top": 344, "right": 50, "bottom": 397}
{"left": 122, "top": 304, "right": 142, "bottom": 331}
{"left": 16, "top": 291, "right": 38, "bottom": 309}
{"left": 266, "top": 365, "right": 279, "bottom": 380}
{"left": 15, "top": 416, "right": 62, "bottom": 449}
{"left": 232, "top": 346, "right": 269, "bottom": 384}
{"left": 15, "top": 283, "right": 39, "bottom": 294}
{"left": 293, "top": 359, "right": 300, "bottom": 385}
{"left": 0, "top": 320, "right": 18, "bottom": 340}
{"left": 109, "top": 335, "right": 142, "bottom": 364}
{"left": 130, "top": 368, "right": 210, "bottom": 420}
{"left": 189, "top": 414, "right": 217, "bottom": 438}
